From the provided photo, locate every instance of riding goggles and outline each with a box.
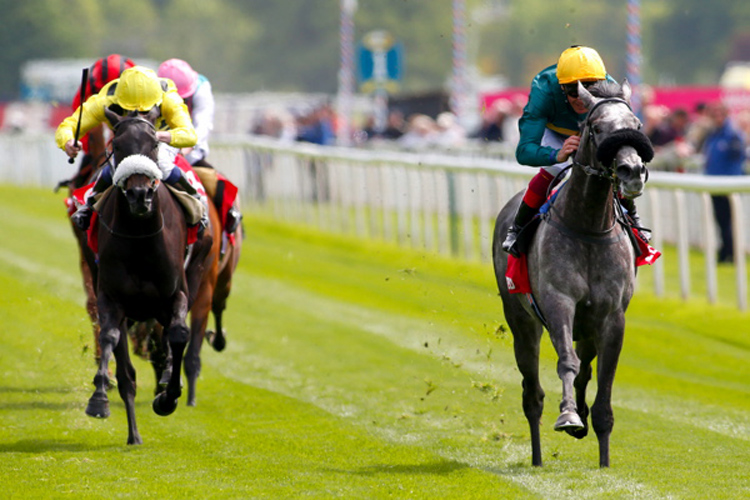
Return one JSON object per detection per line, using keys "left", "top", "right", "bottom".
{"left": 562, "top": 81, "right": 596, "bottom": 98}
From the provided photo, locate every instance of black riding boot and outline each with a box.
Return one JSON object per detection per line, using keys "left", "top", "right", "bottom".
{"left": 620, "top": 197, "right": 651, "bottom": 242}
{"left": 225, "top": 207, "right": 242, "bottom": 234}
{"left": 71, "top": 171, "right": 112, "bottom": 230}
{"left": 501, "top": 200, "right": 539, "bottom": 257}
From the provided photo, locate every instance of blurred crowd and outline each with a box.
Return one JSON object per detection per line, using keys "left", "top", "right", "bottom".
{"left": 249, "top": 94, "right": 750, "bottom": 175}
{"left": 642, "top": 99, "right": 750, "bottom": 173}
{"left": 249, "top": 96, "right": 527, "bottom": 152}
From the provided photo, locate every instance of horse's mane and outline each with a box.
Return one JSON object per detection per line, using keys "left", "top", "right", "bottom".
{"left": 588, "top": 80, "right": 624, "bottom": 100}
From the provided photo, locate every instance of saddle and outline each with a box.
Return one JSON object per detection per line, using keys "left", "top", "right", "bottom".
{"left": 68, "top": 184, "right": 201, "bottom": 254}
{"left": 505, "top": 186, "right": 660, "bottom": 298}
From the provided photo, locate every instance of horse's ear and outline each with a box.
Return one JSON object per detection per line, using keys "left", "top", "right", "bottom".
{"left": 621, "top": 79, "right": 632, "bottom": 103}
{"left": 145, "top": 106, "right": 161, "bottom": 124}
{"left": 578, "top": 81, "right": 599, "bottom": 110}
{"left": 104, "top": 107, "right": 121, "bottom": 128}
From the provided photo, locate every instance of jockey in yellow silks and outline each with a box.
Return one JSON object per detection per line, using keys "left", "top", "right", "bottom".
{"left": 56, "top": 65, "right": 205, "bottom": 231}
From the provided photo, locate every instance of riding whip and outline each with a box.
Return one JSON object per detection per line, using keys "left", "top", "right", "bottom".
{"left": 68, "top": 67, "right": 90, "bottom": 164}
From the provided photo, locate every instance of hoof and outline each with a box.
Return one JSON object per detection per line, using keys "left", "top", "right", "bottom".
{"left": 554, "top": 411, "right": 584, "bottom": 432}
{"left": 565, "top": 425, "right": 589, "bottom": 439}
{"left": 86, "top": 396, "right": 110, "bottom": 419}
{"left": 206, "top": 330, "right": 226, "bottom": 352}
{"left": 152, "top": 392, "right": 178, "bottom": 417}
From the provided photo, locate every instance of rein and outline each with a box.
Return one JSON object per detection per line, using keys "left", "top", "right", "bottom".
{"left": 570, "top": 97, "right": 632, "bottom": 179}
{"left": 113, "top": 115, "right": 157, "bottom": 132}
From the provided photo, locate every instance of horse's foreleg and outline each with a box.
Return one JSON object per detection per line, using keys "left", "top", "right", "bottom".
{"left": 591, "top": 314, "right": 625, "bottom": 468}
{"left": 567, "top": 338, "right": 596, "bottom": 439}
{"left": 545, "top": 306, "right": 583, "bottom": 432}
{"left": 148, "top": 323, "right": 168, "bottom": 395}
{"left": 112, "top": 325, "right": 141, "bottom": 445}
{"left": 153, "top": 293, "right": 189, "bottom": 417}
{"left": 86, "top": 299, "right": 123, "bottom": 419}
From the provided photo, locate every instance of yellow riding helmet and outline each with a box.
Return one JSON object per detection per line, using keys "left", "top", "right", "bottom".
{"left": 556, "top": 46, "right": 607, "bottom": 84}
{"left": 114, "top": 66, "right": 164, "bottom": 112}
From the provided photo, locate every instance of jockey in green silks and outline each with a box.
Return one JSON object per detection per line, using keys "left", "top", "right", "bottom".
{"left": 502, "top": 45, "right": 647, "bottom": 257}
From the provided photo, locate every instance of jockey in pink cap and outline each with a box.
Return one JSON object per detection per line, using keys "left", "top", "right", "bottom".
{"left": 158, "top": 58, "right": 242, "bottom": 234}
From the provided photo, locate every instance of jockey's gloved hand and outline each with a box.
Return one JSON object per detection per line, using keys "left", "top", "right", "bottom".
{"left": 71, "top": 201, "right": 94, "bottom": 231}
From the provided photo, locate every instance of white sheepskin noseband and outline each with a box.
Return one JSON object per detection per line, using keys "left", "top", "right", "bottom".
{"left": 113, "top": 154, "right": 163, "bottom": 188}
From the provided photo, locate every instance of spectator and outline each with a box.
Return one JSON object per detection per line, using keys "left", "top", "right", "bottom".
{"left": 687, "top": 102, "right": 712, "bottom": 151}
{"left": 472, "top": 98, "right": 511, "bottom": 143}
{"left": 649, "top": 107, "right": 694, "bottom": 172}
{"left": 362, "top": 110, "right": 406, "bottom": 141}
{"left": 398, "top": 114, "right": 438, "bottom": 150}
{"left": 296, "top": 103, "right": 335, "bottom": 146}
{"left": 735, "top": 109, "right": 750, "bottom": 159}
{"left": 703, "top": 101, "right": 747, "bottom": 263}
{"left": 435, "top": 111, "right": 466, "bottom": 148}
{"left": 650, "top": 107, "right": 690, "bottom": 146}
{"left": 643, "top": 104, "right": 670, "bottom": 145}
{"left": 253, "top": 108, "right": 297, "bottom": 142}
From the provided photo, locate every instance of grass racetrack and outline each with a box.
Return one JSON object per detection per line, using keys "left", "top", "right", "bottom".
{"left": 2, "top": 184, "right": 750, "bottom": 499}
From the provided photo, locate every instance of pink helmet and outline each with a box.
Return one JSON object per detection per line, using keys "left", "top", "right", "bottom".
{"left": 157, "top": 58, "right": 199, "bottom": 98}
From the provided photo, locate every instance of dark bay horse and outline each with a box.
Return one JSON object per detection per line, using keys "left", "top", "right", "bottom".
{"left": 86, "top": 108, "right": 215, "bottom": 444}
{"left": 492, "top": 80, "right": 653, "bottom": 467}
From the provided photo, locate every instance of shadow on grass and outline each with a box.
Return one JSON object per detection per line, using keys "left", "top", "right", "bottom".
{"left": 326, "top": 460, "right": 468, "bottom": 476}
{"left": 0, "top": 439, "right": 121, "bottom": 453}
{"left": 0, "top": 401, "right": 84, "bottom": 411}
{"left": 0, "top": 385, "right": 82, "bottom": 394}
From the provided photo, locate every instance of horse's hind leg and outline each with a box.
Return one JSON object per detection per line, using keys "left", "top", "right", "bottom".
{"left": 206, "top": 308, "right": 226, "bottom": 352}
{"left": 207, "top": 250, "right": 238, "bottom": 353}
{"left": 508, "top": 312, "right": 545, "bottom": 466}
{"left": 185, "top": 299, "right": 211, "bottom": 407}
{"left": 591, "top": 314, "right": 625, "bottom": 468}
{"left": 112, "top": 324, "right": 141, "bottom": 445}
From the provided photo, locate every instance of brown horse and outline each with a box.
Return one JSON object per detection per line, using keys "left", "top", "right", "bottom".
{"left": 183, "top": 193, "right": 243, "bottom": 406}
{"left": 85, "top": 108, "right": 215, "bottom": 444}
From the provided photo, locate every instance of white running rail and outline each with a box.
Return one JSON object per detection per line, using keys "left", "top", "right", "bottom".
{"left": 4, "top": 132, "right": 750, "bottom": 310}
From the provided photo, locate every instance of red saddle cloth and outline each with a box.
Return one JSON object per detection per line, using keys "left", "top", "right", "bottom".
{"left": 505, "top": 228, "right": 661, "bottom": 295}
{"left": 66, "top": 157, "right": 203, "bottom": 254}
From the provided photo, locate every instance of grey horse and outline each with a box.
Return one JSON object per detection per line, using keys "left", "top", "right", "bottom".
{"left": 492, "top": 80, "right": 653, "bottom": 468}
